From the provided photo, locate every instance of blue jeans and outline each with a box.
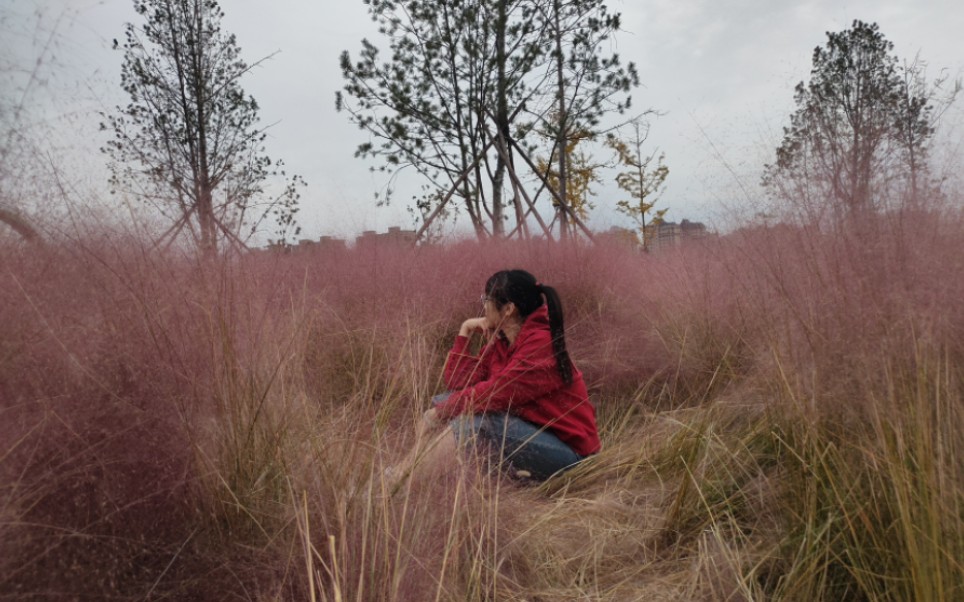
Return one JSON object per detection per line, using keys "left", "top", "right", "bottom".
{"left": 432, "top": 392, "right": 585, "bottom": 481}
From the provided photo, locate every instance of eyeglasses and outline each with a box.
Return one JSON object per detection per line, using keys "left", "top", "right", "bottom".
{"left": 480, "top": 294, "right": 492, "bottom": 309}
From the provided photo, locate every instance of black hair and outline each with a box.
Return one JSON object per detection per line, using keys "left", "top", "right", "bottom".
{"left": 485, "top": 269, "right": 573, "bottom": 385}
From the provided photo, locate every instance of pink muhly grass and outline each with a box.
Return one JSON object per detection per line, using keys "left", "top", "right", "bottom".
{"left": 1, "top": 203, "right": 962, "bottom": 599}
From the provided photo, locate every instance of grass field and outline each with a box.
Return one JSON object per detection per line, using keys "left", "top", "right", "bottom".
{"left": 2, "top": 210, "right": 962, "bottom": 600}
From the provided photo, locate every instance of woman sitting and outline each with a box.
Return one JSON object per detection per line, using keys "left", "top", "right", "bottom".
{"left": 396, "top": 269, "right": 600, "bottom": 486}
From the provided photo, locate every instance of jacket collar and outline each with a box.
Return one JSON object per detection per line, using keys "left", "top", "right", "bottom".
{"left": 514, "top": 304, "right": 549, "bottom": 342}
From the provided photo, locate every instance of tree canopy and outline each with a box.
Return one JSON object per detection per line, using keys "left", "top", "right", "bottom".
{"left": 763, "top": 20, "right": 943, "bottom": 219}
{"left": 102, "top": 0, "right": 302, "bottom": 253}
{"left": 337, "top": 0, "right": 637, "bottom": 240}
{"left": 763, "top": 20, "right": 952, "bottom": 217}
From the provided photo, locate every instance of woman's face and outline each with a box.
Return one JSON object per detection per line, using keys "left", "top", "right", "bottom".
{"left": 481, "top": 295, "right": 501, "bottom": 330}
{"left": 482, "top": 294, "right": 516, "bottom": 332}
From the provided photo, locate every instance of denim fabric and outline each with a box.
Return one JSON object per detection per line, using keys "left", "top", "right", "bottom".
{"left": 432, "top": 392, "right": 585, "bottom": 481}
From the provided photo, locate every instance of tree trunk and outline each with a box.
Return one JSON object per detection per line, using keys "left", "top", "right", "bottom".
{"left": 490, "top": 0, "right": 509, "bottom": 238}
{"left": 192, "top": 4, "right": 216, "bottom": 256}
{"left": 553, "top": 0, "right": 569, "bottom": 241}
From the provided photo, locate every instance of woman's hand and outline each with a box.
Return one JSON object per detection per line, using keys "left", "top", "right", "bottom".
{"left": 459, "top": 317, "right": 490, "bottom": 338}
{"left": 417, "top": 408, "right": 441, "bottom": 439}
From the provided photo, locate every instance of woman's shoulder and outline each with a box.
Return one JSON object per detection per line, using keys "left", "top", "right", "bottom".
{"left": 519, "top": 305, "right": 551, "bottom": 333}
{"left": 512, "top": 319, "right": 553, "bottom": 353}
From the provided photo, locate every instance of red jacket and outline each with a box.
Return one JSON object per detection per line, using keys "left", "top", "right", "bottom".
{"left": 434, "top": 305, "right": 601, "bottom": 457}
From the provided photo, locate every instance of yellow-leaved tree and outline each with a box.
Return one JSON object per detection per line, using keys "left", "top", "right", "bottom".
{"left": 607, "top": 120, "right": 669, "bottom": 251}
{"left": 537, "top": 129, "right": 607, "bottom": 237}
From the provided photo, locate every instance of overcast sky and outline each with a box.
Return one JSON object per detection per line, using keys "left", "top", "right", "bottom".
{"left": 5, "top": 0, "right": 963, "bottom": 240}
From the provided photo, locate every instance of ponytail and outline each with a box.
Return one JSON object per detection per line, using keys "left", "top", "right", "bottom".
{"left": 539, "top": 284, "right": 573, "bottom": 386}
{"left": 485, "top": 270, "right": 574, "bottom": 386}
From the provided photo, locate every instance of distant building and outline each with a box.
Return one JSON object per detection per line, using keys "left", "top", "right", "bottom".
{"left": 318, "top": 235, "right": 348, "bottom": 252}
{"left": 595, "top": 226, "right": 639, "bottom": 250}
{"left": 290, "top": 235, "right": 347, "bottom": 253}
{"left": 355, "top": 226, "right": 417, "bottom": 248}
{"left": 260, "top": 227, "right": 419, "bottom": 254}
{"left": 643, "top": 219, "right": 707, "bottom": 252}
{"left": 680, "top": 219, "right": 707, "bottom": 239}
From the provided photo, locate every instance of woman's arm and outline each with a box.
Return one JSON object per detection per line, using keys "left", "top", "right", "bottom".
{"left": 458, "top": 317, "right": 489, "bottom": 339}
{"left": 443, "top": 317, "right": 493, "bottom": 389}
{"left": 435, "top": 331, "right": 562, "bottom": 420}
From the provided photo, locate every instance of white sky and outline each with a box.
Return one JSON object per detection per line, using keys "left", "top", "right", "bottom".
{"left": 4, "top": 0, "right": 963, "bottom": 241}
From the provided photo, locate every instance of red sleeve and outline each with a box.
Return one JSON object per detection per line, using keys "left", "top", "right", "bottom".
{"left": 435, "top": 332, "right": 561, "bottom": 420}
{"left": 443, "top": 336, "right": 490, "bottom": 389}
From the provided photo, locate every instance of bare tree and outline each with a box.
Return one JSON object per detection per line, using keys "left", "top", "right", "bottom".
{"left": 0, "top": 4, "right": 62, "bottom": 243}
